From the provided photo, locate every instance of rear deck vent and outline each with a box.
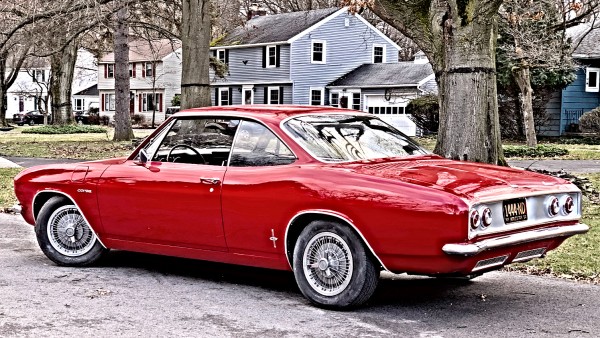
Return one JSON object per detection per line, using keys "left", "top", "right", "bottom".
{"left": 472, "top": 255, "right": 509, "bottom": 272}
{"left": 513, "top": 248, "right": 546, "bottom": 263}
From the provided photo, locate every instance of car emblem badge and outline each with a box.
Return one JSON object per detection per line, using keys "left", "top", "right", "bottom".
{"left": 270, "top": 229, "right": 278, "bottom": 248}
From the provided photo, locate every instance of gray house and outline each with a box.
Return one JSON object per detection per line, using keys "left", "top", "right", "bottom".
{"left": 210, "top": 7, "right": 401, "bottom": 108}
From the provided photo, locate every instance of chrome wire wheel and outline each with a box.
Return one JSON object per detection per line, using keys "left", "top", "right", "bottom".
{"left": 302, "top": 232, "right": 353, "bottom": 296}
{"left": 46, "top": 205, "right": 96, "bottom": 257}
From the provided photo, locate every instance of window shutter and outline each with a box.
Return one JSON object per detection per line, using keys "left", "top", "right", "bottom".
{"left": 101, "top": 94, "right": 105, "bottom": 111}
{"left": 215, "top": 88, "right": 219, "bottom": 105}
{"left": 212, "top": 50, "right": 217, "bottom": 57}
{"left": 104, "top": 65, "right": 107, "bottom": 78}
{"left": 228, "top": 88, "right": 232, "bottom": 105}
{"left": 132, "top": 63, "right": 136, "bottom": 78}
{"left": 276, "top": 45, "right": 281, "bottom": 68}
{"left": 138, "top": 94, "right": 142, "bottom": 112}
{"left": 225, "top": 49, "right": 229, "bottom": 64}
{"left": 142, "top": 63, "right": 146, "bottom": 77}
{"left": 262, "top": 46, "right": 267, "bottom": 68}
{"left": 279, "top": 87, "right": 284, "bottom": 104}
{"left": 158, "top": 94, "right": 163, "bottom": 112}
{"left": 264, "top": 88, "right": 268, "bottom": 104}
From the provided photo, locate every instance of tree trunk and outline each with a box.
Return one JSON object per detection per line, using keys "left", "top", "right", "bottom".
{"left": 181, "top": 0, "right": 212, "bottom": 109}
{"left": 0, "top": 86, "right": 7, "bottom": 127}
{"left": 433, "top": 23, "right": 505, "bottom": 164}
{"left": 113, "top": 1, "right": 134, "bottom": 141}
{"left": 50, "top": 41, "right": 78, "bottom": 125}
{"left": 512, "top": 65, "right": 537, "bottom": 147}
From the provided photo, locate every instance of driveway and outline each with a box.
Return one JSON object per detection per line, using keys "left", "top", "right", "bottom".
{"left": 1, "top": 213, "right": 598, "bottom": 337}
{"left": 508, "top": 160, "right": 600, "bottom": 174}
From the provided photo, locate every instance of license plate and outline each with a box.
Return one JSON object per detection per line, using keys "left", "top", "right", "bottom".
{"left": 503, "top": 198, "right": 528, "bottom": 224}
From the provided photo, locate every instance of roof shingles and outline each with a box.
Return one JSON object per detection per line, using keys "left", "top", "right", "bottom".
{"left": 328, "top": 63, "right": 434, "bottom": 88}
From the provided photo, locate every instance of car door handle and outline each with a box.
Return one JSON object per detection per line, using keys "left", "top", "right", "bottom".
{"left": 200, "top": 178, "right": 221, "bottom": 185}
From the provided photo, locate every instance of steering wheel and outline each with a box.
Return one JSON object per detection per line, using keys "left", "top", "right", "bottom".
{"left": 166, "top": 144, "right": 206, "bottom": 164}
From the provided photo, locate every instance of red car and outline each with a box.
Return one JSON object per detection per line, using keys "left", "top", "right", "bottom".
{"left": 13, "top": 105, "right": 588, "bottom": 308}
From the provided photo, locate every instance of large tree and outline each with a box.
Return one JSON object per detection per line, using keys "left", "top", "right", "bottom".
{"left": 113, "top": 0, "right": 135, "bottom": 141}
{"left": 180, "top": 0, "right": 212, "bottom": 109}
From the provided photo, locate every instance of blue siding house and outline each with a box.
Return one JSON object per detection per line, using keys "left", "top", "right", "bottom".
{"left": 209, "top": 8, "right": 437, "bottom": 135}
{"left": 545, "top": 27, "right": 600, "bottom": 135}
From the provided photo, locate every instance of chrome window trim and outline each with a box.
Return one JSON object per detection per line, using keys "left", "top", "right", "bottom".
{"left": 279, "top": 112, "right": 428, "bottom": 164}
{"left": 283, "top": 210, "right": 390, "bottom": 272}
{"left": 33, "top": 190, "right": 108, "bottom": 249}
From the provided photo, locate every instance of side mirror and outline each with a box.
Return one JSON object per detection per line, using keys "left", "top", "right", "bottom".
{"left": 137, "top": 149, "right": 149, "bottom": 165}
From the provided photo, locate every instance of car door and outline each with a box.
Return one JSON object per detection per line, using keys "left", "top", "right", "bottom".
{"left": 221, "top": 120, "right": 299, "bottom": 258}
{"left": 97, "top": 117, "right": 240, "bottom": 251}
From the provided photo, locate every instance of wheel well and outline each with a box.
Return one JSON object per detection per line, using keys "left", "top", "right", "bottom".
{"left": 285, "top": 213, "right": 383, "bottom": 270}
{"left": 33, "top": 192, "right": 67, "bottom": 221}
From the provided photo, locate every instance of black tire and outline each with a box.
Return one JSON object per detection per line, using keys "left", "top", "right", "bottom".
{"left": 28, "top": 119, "right": 35, "bottom": 126}
{"left": 35, "top": 196, "right": 107, "bottom": 266}
{"left": 293, "top": 220, "right": 379, "bottom": 309}
{"left": 17, "top": 123, "right": 23, "bottom": 126}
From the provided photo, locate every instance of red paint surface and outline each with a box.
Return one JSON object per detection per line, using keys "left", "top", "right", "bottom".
{"left": 13, "top": 105, "right": 584, "bottom": 275}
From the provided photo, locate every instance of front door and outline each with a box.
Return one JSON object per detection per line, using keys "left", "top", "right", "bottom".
{"left": 242, "top": 86, "right": 254, "bottom": 105}
{"left": 129, "top": 92, "right": 135, "bottom": 115}
{"left": 97, "top": 117, "right": 240, "bottom": 251}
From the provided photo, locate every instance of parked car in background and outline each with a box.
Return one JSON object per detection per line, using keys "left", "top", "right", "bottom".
{"left": 13, "top": 111, "right": 49, "bottom": 126}
{"left": 74, "top": 108, "right": 100, "bottom": 125}
{"left": 13, "top": 105, "right": 589, "bottom": 309}
{"left": 165, "top": 106, "right": 180, "bottom": 117}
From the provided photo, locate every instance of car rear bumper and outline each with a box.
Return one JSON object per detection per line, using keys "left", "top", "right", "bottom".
{"left": 442, "top": 223, "right": 589, "bottom": 256}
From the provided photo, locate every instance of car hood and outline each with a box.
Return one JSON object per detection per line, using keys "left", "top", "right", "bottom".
{"left": 338, "top": 156, "right": 578, "bottom": 202}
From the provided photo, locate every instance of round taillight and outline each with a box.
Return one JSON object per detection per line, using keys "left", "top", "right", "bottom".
{"left": 470, "top": 210, "right": 480, "bottom": 229}
{"left": 481, "top": 208, "right": 492, "bottom": 228}
{"left": 547, "top": 196, "right": 560, "bottom": 217}
{"left": 563, "top": 196, "right": 574, "bottom": 214}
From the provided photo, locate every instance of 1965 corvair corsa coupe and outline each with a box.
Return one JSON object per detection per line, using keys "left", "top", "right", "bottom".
{"left": 14, "top": 105, "right": 589, "bottom": 308}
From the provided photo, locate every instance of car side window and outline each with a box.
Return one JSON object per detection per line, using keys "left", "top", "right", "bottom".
{"left": 229, "top": 120, "right": 296, "bottom": 167}
{"left": 151, "top": 117, "right": 240, "bottom": 166}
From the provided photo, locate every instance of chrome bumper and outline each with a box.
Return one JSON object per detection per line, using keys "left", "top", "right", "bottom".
{"left": 442, "top": 223, "right": 589, "bottom": 256}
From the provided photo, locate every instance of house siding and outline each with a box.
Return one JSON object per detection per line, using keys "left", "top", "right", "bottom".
{"left": 211, "top": 85, "right": 293, "bottom": 106}
{"left": 210, "top": 45, "right": 291, "bottom": 84}
{"left": 560, "top": 67, "right": 600, "bottom": 133}
{"left": 539, "top": 90, "right": 561, "bottom": 137}
{"left": 290, "top": 12, "right": 399, "bottom": 105}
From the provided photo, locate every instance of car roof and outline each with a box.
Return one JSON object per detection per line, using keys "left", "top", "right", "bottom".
{"left": 175, "top": 105, "right": 371, "bottom": 125}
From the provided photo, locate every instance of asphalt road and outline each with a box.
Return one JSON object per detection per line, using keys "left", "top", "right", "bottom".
{"left": 1, "top": 212, "right": 599, "bottom": 337}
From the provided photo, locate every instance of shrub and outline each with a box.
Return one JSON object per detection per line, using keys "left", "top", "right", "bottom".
{"left": 406, "top": 94, "right": 439, "bottom": 134}
{"left": 579, "top": 107, "right": 600, "bottom": 133}
{"left": 171, "top": 94, "right": 181, "bottom": 107}
{"left": 503, "top": 144, "right": 568, "bottom": 158}
{"left": 99, "top": 115, "right": 111, "bottom": 126}
{"left": 22, "top": 125, "right": 107, "bottom": 134}
{"left": 131, "top": 114, "right": 145, "bottom": 126}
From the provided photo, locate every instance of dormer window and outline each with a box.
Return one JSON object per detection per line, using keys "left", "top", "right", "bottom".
{"left": 373, "top": 44, "right": 385, "bottom": 64}
{"left": 311, "top": 40, "right": 326, "bottom": 64}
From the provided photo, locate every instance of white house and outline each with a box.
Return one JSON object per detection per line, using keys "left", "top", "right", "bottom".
{"left": 6, "top": 58, "right": 50, "bottom": 118}
{"left": 97, "top": 39, "right": 182, "bottom": 124}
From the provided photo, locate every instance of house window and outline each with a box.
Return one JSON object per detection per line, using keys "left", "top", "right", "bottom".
{"left": 217, "top": 49, "right": 228, "bottom": 64}
{"left": 267, "top": 46, "right": 277, "bottom": 68}
{"left": 310, "top": 88, "right": 323, "bottom": 105}
{"left": 586, "top": 67, "right": 600, "bottom": 92}
{"left": 268, "top": 87, "right": 280, "bottom": 105}
{"left": 143, "top": 93, "right": 163, "bottom": 111}
{"left": 129, "top": 64, "right": 136, "bottom": 78}
{"left": 74, "top": 98, "right": 84, "bottom": 111}
{"left": 218, "top": 88, "right": 231, "bottom": 106}
{"left": 32, "top": 69, "right": 45, "bottom": 82}
{"left": 145, "top": 62, "right": 154, "bottom": 77}
{"left": 104, "top": 94, "right": 116, "bottom": 111}
{"left": 352, "top": 93, "right": 361, "bottom": 110}
{"left": 373, "top": 45, "right": 385, "bottom": 64}
{"left": 107, "top": 64, "right": 114, "bottom": 78}
{"left": 311, "top": 40, "right": 326, "bottom": 64}
{"left": 330, "top": 93, "right": 339, "bottom": 107}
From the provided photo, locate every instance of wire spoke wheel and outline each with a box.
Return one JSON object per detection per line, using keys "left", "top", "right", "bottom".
{"left": 46, "top": 205, "right": 96, "bottom": 257}
{"left": 302, "top": 232, "right": 353, "bottom": 296}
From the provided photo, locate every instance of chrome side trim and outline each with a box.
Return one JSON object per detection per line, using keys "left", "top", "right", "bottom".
{"left": 442, "top": 223, "right": 589, "bottom": 256}
{"left": 32, "top": 190, "right": 108, "bottom": 249}
{"left": 283, "top": 210, "right": 390, "bottom": 271}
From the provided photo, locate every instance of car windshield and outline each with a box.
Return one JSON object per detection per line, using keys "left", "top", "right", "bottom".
{"left": 283, "top": 114, "right": 428, "bottom": 162}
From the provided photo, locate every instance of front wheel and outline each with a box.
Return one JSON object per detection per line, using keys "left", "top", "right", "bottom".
{"left": 35, "top": 196, "right": 107, "bottom": 266}
{"left": 293, "top": 220, "right": 379, "bottom": 309}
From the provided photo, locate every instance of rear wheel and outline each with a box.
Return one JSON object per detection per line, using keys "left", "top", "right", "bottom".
{"left": 35, "top": 196, "right": 107, "bottom": 266}
{"left": 293, "top": 220, "right": 379, "bottom": 309}
{"left": 28, "top": 119, "right": 35, "bottom": 126}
